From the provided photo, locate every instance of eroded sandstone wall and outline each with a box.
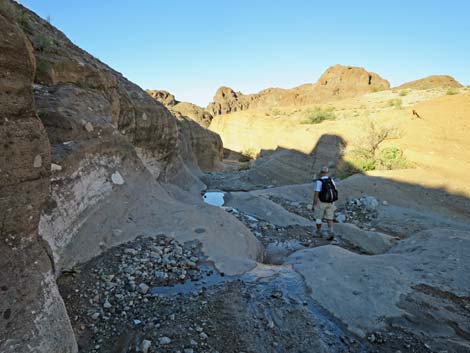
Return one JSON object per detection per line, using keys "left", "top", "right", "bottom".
{"left": 0, "top": 6, "right": 77, "bottom": 352}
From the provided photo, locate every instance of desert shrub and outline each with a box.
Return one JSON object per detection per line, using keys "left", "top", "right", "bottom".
{"left": 337, "top": 121, "right": 409, "bottom": 178}
{"left": 300, "top": 107, "right": 336, "bottom": 124}
{"left": 358, "top": 120, "right": 400, "bottom": 157}
{"left": 37, "top": 33, "right": 54, "bottom": 52}
{"left": 239, "top": 162, "right": 251, "bottom": 171}
{"left": 399, "top": 90, "right": 409, "bottom": 97}
{"left": 17, "top": 11, "right": 32, "bottom": 32}
{"left": 388, "top": 98, "right": 402, "bottom": 109}
{"left": 35, "top": 58, "right": 51, "bottom": 82}
{"left": 270, "top": 108, "right": 282, "bottom": 116}
{"left": 377, "top": 146, "right": 411, "bottom": 170}
{"left": 239, "top": 148, "right": 257, "bottom": 162}
{"left": 446, "top": 88, "right": 459, "bottom": 95}
{"left": 0, "top": 1, "right": 16, "bottom": 20}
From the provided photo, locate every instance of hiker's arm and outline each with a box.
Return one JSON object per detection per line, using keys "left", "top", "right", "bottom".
{"left": 313, "top": 191, "right": 319, "bottom": 208}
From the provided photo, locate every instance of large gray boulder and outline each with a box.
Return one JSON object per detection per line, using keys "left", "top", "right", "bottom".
{"left": 334, "top": 222, "right": 397, "bottom": 254}
{"left": 287, "top": 228, "right": 470, "bottom": 351}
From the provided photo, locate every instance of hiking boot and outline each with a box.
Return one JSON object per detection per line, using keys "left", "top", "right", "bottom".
{"left": 326, "top": 230, "right": 335, "bottom": 241}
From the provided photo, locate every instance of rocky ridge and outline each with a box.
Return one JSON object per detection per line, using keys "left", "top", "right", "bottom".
{"left": 396, "top": 75, "right": 462, "bottom": 90}
{"left": 207, "top": 65, "right": 390, "bottom": 115}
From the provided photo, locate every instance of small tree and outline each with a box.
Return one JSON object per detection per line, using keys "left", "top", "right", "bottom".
{"left": 357, "top": 120, "right": 400, "bottom": 158}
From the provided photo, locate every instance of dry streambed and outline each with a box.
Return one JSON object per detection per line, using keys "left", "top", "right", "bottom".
{"left": 57, "top": 189, "right": 457, "bottom": 353}
{"left": 58, "top": 235, "right": 364, "bottom": 353}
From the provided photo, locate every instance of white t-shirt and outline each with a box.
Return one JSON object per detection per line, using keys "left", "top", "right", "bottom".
{"left": 315, "top": 176, "right": 336, "bottom": 192}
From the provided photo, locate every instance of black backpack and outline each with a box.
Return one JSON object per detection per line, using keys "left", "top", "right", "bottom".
{"left": 318, "top": 178, "right": 338, "bottom": 203}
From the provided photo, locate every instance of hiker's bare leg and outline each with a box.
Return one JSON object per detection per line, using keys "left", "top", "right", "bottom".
{"left": 327, "top": 219, "right": 334, "bottom": 230}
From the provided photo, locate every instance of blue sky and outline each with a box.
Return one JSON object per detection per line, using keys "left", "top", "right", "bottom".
{"left": 21, "top": 0, "right": 470, "bottom": 106}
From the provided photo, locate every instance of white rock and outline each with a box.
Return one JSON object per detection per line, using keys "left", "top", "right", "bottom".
{"left": 335, "top": 213, "right": 346, "bottom": 223}
{"left": 84, "top": 122, "right": 94, "bottom": 132}
{"left": 142, "top": 112, "right": 148, "bottom": 121}
{"left": 50, "top": 163, "right": 62, "bottom": 172}
{"left": 111, "top": 171, "right": 125, "bottom": 185}
{"left": 138, "top": 283, "right": 149, "bottom": 294}
{"left": 103, "top": 300, "right": 112, "bottom": 309}
{"left": 159, "top": 337, "right": 171, "bottom": 345}
{"left": 33, "top": 155, "right": 42, "bottom": 168}
{"left": 361, "top": 196, "right": 379, "bottom": 210}
{"left": 141, "top": 340, "right": 151, "bottom": 353}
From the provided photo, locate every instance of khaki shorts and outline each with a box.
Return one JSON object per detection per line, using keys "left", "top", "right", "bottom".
{"left": 313, "top": 201, "right": 336, "bottom": 222}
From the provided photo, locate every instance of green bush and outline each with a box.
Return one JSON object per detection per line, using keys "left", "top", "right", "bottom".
{"left": 398, "top": 90, "right": 408, "bottom": 97}
{"left": 388, "top": 98, "right": 402, "bottom": 109}
{"left": 377, "top": 147, "right": 411, "bottom": 170}
{"left": 37, "top": 33, "right": 54, "bottom": 53}
{"left": 300, "top": 107, "right": 336, "bottom": 124}
{"left": 337, "top": 146, "right": 410, "bottom": 179}
{"left": 446, "top": 88, "right": 459, "bottom": 95}
{"left": 17, "top": 11, "right": 32, "bottom": 32}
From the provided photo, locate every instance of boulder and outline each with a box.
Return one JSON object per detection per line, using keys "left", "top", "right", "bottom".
{"left": 334, "top": 223, "right": 396, "bottom": 254}
{"left": 287, "top": 228, "right": 470, "bottom": 350}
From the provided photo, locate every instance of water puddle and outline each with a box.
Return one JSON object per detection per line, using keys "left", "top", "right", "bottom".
{"left": 151, "top": 262, "right": 233, "bottom": 297}
{"left": 202, "top": 191, "right": 225, "bottom": 207}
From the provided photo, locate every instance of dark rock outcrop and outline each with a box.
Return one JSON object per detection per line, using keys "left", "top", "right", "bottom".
{"left": 396, "top": 75, "right": 463, "bottom": 90}
{"left": 0, "top": 6, "right": 77, "bottom": 352}
{"left": 207, "top": 65, "right": 390, "bottom": 115}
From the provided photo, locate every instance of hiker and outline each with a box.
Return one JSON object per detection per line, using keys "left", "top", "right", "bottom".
{"left": 312, "top": 166, "right": 338, "bottom": 240}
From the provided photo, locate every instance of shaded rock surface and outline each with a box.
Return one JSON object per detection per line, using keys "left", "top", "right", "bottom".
{"left": 0, "top": 6, "right": 77, "bottom": 352}
{"left": 287, "top": 228, "right": 470, "bottom": 351}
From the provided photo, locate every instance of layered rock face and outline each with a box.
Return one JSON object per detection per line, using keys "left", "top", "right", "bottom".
{"left": 396, "top": 75, "right": 462, "bottom": 90}
{"left": 1, "top": 3, "right": 261, "bottom": 352}
{"left": 0, "top": 7, "right": 77, "bottom": 353}
{"left": 207, "top": 65, "right": 390, "bottom": 115}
